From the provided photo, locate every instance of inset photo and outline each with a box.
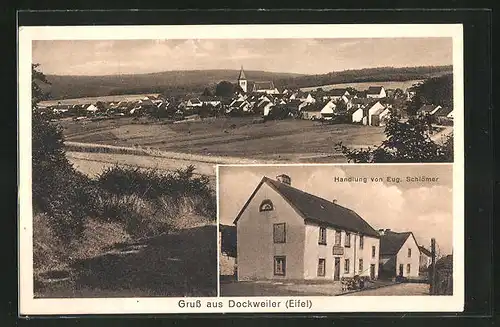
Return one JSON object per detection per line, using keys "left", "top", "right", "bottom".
{"left": 218, "top": 164, "right": 454, "bottom": 297}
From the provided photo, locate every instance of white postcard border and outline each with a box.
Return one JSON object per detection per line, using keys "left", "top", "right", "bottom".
{"left": 18, "top": 23, "right": 464, "bottom": 315}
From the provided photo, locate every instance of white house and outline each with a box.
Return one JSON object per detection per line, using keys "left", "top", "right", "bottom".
{"left": 370, "top": 107, "right": 391, "bottom": 126}
{"left": 234, "top": 174, "right": 381, "bottom": 281}
{"left": 366, "top": 86, "right": 386, "bottom": 99}
{"left": 367, "top": 101, "right": 386, "bottom": 126}
{"left": 186, "top": 98, "right": 203, "bottom": 108}
{"left": 378, "top": 229, "right": 421, "bottom": 279}
{"left": 319, "top": 100, "right": 337, "bottom": 120}
{"left": 351, "top": 108, "right": 366, "bottom": 124}
{"left": 86, "top": 104, "right": 99, "bottom": 113}
{"left": 417, "top": 104, "right": 442, "bottom": 116}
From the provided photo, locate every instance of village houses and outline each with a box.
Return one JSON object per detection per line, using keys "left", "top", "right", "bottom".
{"left": 233, "top": 174, "right": 381, "bottom": 281}
{"left": 378, "top": 229, "right": 421, "bottom": 279}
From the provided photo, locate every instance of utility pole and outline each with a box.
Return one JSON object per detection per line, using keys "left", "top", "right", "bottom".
{"left": 430, "top": 238, "right": 436, "bottom": 295}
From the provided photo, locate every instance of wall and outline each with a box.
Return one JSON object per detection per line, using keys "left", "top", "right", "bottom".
{"left": 352, "top": 109, "right": 363, "bottom": 123}
{"left": 395, "top": 235, "right": 421, "bottom": 278}
{"left": 303, "top": 223, "right": 380, "bottom": 280}
{"left": 236, "top": 182, "right": 306, "bottom": 280}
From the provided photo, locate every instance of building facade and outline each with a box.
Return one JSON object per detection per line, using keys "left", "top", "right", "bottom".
{"left": 233, "top": 175, "right": 381, "bottom": 281}
{"left": 379, "top": 230, "right": 421, "bottom": 279}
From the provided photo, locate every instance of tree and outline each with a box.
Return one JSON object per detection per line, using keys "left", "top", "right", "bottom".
{"left": 32, "top": 64, "right": 51, "bottom": 107}
{"left": 215, "top": 81, "right": 235, "bottom": 97}
{"left": 202, "top": 87, "right": 213, "bottom": 97}
{"left": 407, "top": 74, "right": 453, "bottom": 115}
{"left": 32, "top": 64, "right": 95, "bottom": 243}
{"left": 335, "top": 114, "right": 453, "bottom": 163}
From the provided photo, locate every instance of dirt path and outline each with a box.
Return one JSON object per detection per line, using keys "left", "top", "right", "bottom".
{"left": 344, "top": 282, "right": 430, "bottom": 296}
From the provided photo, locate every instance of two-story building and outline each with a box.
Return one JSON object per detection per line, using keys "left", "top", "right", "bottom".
{"left": 233, "top": 174, "right": 381, "bottom": 281}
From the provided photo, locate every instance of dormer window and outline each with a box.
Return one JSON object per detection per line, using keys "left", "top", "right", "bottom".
{"left": 259, "top": 199, "right": 274, "bottom": 212}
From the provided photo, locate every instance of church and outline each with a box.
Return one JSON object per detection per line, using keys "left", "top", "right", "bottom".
{"left": 237, "top": 66, "right": 280, "bottom": 95}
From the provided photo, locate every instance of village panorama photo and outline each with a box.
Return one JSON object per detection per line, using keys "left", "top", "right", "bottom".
{"left": 18, "top": 24, "right": 463, "bottom": 314}
{"left": 218, "top": 164, "right": 454, "bottom": 297}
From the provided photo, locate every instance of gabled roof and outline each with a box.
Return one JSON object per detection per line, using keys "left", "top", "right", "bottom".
{"left": 253, "top": 81, "right": 275, "bottom": 90}
{"left": 419, "top": 245, "right": 432, "bottom": 257}
{"left": 301, "top": 102, "right": 327, "bottom": 112}
{"left": 367, "top": 86, "right": 384, "bottom": 94}
{"left": 329, "top": 88, "right": 348, "bottom": 96}
{"left": 233, "top": 177, "right": 380, "bottom": 238}
{"left": 418, "top": 104, "right": 439, "bottom": 113}
{"left": 379, "top": 230, "right": 415, "bottom": 255}
{"left": 434, "top": 106, "right": 453, "bottom": 117}
{"left": 188, "top": 98, "right": 202, "bottom": 104}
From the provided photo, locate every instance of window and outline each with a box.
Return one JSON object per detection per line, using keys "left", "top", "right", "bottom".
{"left": 335, "top": 230, "right": 341, "bottom": 246}
{"left": 408, "top": 248, "right": 412, "bottom": 257}
{"left": 344, "top": 259, "right": 350, "bottom": 273}
{"left": 274, "top": 256, "right": 286, "bottom": 276}
{"left": 372, "top": 246, "right": 376, "bottom": 258}
{"left": 406, "top": 264, "right": 411, "bottom": 275}
{"left": 345, "top": 232, "right": 351, "bottom": 247}
{"left": 318, "top": 227, "right": 327, "bottom": 245}
{"left": 259, "top": 199, "right": 274, "bottom": 212}
{"left": 273, "top": 223, "right": 286, "bottom": 243}
{"left": 359, "top": 259, "right": 364, "bottom": 272}
{"left": 317, "top": 259, "right": 326, "bottom": 277}
{"left": 359, "top": 235, "right": 364, "bottom": 249}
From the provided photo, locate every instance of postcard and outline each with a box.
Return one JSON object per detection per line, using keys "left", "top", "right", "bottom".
{"left": 18, "top": 23, "right": 463, "bottom": 314}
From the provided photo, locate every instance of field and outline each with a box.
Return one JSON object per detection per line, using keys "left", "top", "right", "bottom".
{"left": 300, "top": 80, "right": 423, "bottom": 92}
{"left": 60, "top": 117, "right": 386, "bottom": 163}
{"left": 39, "top": 93, "right": 161, "bottom": 107}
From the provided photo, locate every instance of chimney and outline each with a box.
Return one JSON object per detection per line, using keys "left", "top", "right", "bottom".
{"left": 276, "top": 174, "right": 291, "bottom": 185}
{"left": 378, "top": 228, "right": 385, "bottom": 236}
{"left": 385, "top": 228, "right": 391, "bottom": 233}
{"left": 332, "top": 199, "right": 337, "bottom": 204}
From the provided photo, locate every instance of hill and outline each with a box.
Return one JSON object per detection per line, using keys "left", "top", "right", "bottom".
{"left": 42, "top": 70, "right": 304, "bottom": 100}
{"left": 274, "top": 65, "right": 453, "bottom": 90}
{"left": 41, "top": 66, "right": 453, "bottom": 100}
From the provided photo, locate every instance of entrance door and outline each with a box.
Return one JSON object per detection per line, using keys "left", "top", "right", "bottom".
{"left": 370, "top": 264, "right": 376, "bottom": 279}
{"left": 333, "top": 257, "right": 341, "bottom": 281}
{"left": 399, "top": 264, "right": 404, "bottom": 277}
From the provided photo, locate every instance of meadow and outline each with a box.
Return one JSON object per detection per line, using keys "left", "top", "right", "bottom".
{"left": 300, "top": 79, "right": 423, "bottom": 92}
{"left": 60, "top": 116, "right": 386, "bottom": 163}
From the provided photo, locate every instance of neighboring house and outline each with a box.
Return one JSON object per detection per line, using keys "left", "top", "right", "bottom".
{"left": 326, "top": 89, "right": 350, "bottom": 101}
{"left": 200, "top": 96, "right": 221, "bottom": 107}
{"left": 228, "top": 100, "right": 251, "bottom": 113}
{"left": 366, "top": 86, "right": 386, "bottom": 99}
{"left": 433, "top": 106, "right": 454, "bottom": 119}
{"left": 252, "top": 81, "right": 280, "bottom": 94}
{"left": 233, "top": 174, "right": 381, "bottom": 281}
{"left": 351, "top": 107, "right": 368, "bottom": 125}
{"left": 370, "top": 107, "right": 391, "bottom": 126}
{"left": 186, "top": 98, "right": 203, "bottom": 108}
{"left": 285, "top": 99, "right": 308, "bottom": 116}
{"left": 378, "top": 229, "right": 421, "bottom": 279}
{"left": 319, "top": 100, "right": 337, "bottom": 120}
{"left": 419, "top": 245, "right": 432, "bottom": 272}
{"left": 256, "top": 100, "right": 274, "bottom": 117}
{"left": 301, "top": 102, "right": 324, "bottom": 120}
{"left": 417, "top": 104, "right": 442, "bottom": 116}
{"left": 367, "top": 101, "right": 386, "bottom": 126}
{"left": 86, "top": 104, "right": 99, "bottom": 114}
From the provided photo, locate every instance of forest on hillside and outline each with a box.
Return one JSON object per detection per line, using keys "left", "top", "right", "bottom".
{"left": 41, "top": 65, "right": 453, "bottom": 100}
{"left": 273, "top": 65, "right": 453, "bottom": 90}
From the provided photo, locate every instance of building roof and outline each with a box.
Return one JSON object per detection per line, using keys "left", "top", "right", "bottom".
{"left": 367, "top": 86, "right": 384, "bottom": 94}
{"left": 419, "top": 245, "right": 432, "bottom": 257}
{"left": 234, "top": 177, "right": 380, "bottom": 238}
{"left": 379, "top": 230, "right": 413, "bottom": 255}
{"left": 188, "top": 98, "right": 202, "bottom": 104}
{"left": 434, "top": 106, "right": 453, "bottom": 117}
{"left": 238, "top": 66, "right": 246, "bottom": 80}
{"left": 418, "top": 104, "right": 439, "bottom": 113}
{"left": 329, "top": 88, "right": 348, "bottom": 96}
{"left": 301, "top": 102, "right": 327, "bottom": 112}
{"left": 253, "top": 81, "right": 275, "bottom": 91}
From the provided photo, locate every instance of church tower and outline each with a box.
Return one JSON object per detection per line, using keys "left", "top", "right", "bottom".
{"left": 237, "top": 66, "right": 247, "bottom": 93}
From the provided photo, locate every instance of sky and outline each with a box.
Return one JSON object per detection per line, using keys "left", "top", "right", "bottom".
{"left": 218, "top": 164, "right": 453, "bottom": 256}
{"left": 32, "top": 38, "right": 453, "bottom": 76}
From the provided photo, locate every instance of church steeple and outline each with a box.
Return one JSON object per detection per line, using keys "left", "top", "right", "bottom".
{"left": 237, "top": 65, "right": 247, "bottom": 93}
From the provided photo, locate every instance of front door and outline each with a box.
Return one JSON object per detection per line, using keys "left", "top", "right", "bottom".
{"left": 399, "top": 264, "right": 404, "bottom": 277}
{"left": 333, "top": 257, "right": 340, "bottom": 281}
{"left": 370, "top": 264, "right": 376, "bottom": 279}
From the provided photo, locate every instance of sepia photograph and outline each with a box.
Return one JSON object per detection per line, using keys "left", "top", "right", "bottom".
{"left": 18, "top": 24, "right": 463, "bottom": 314}
{"left": 219, "top": 164, "right": 453, "bottom": 297}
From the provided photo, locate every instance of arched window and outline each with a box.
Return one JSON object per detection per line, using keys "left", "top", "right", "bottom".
{"left": 259, "top": 199, "right": 274, "bottom": 212}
